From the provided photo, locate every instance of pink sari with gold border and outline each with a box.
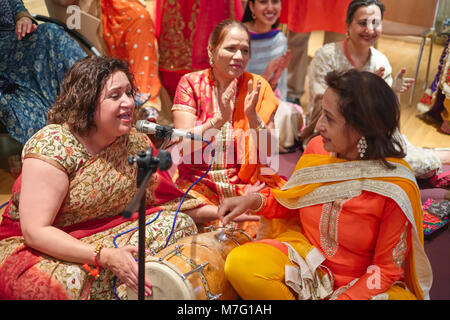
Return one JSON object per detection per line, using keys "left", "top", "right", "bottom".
{"left": 172, "top": 69, "right": 285, "bottom": 236}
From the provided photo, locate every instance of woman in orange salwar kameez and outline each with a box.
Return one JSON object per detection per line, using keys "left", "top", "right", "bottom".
{"left": 171, "top": 20, "right": 285, "bottom": 237}
{"left": 221, "top": 69, "right": 433, "bottom": 300}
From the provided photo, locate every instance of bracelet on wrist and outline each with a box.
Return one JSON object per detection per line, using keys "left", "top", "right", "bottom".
{"left": 209, "top": 118, "right": 217, "bottom": 129}
{"left": 248, "top": 192, "right": 265, "bottom": 213}
{"left": 256, "top": 121, "right": 266, "bottom": 131}
{"left": 83, "top": 243, "right": 103, "bottom": 278}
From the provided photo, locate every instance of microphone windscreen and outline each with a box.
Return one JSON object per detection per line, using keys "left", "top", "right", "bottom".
{"left": 135, "top": 120, "right": 145, "bottom": 132}
{"left": 158, "top": 150, "right": 172, "bottom": 171}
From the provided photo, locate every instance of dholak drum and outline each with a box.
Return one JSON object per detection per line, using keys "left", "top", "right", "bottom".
{"left": 127, "top": 229, "right": 252, "bottom": 300}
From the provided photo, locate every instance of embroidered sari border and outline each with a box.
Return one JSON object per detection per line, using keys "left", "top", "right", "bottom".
{"left": 276, "top": 179, "right": 416, "bottom": 232}
{"left": 23, "top": 153, "right": 68, "bottom": 175}
{"left": 172, "top": 104, "right": 197, "bottom": 115}
{"left": 282, "top": 160, "right": 416, "bottom": 191}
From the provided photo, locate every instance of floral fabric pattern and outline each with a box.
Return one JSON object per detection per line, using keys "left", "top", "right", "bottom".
{"left": 0, "top": 21, "right": 87, "bottom": 144}
{"left": 0, "top": 125, "right": 201, "bottom": 299}
{"left": 22, "top": 124, "right": 161, "bottom": 227}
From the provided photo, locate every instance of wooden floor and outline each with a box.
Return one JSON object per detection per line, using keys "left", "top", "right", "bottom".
{"left": 2, "top": 1, "right": 450, "bottom": 213}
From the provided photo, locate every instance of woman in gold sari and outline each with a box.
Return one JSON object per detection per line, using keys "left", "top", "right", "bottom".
{"left": 171, "top": 19, "right": 285, "bottom": 236}
{"left": 0, "top": 56, "right": 208, "bottom": 300}
{"left": 220, "top": 69, "right": 433, "bottom": 300}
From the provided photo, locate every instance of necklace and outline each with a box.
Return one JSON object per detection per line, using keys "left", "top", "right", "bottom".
{"left": 343, "top": 37, "right": 357, "bottom": 68}
{"left": 343, "top": 37, "right": 371, "bottom": 70}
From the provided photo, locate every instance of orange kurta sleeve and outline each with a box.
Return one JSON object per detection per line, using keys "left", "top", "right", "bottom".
{"left": 335, "top": 198, "right": 412, "bottom": 300}
{"left": 256, "top": 188, "right": 298, "bottom": 220}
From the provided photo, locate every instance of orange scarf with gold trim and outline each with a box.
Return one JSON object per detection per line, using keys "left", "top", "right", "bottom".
{"left": 233, "top": 72, "right": 285, "bottom": 189}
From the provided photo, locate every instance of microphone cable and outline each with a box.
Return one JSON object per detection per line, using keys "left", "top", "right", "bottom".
{"left": 163, "top": 138, "right": 215, "bottom": 249}
{"left": 111, "top": 137, "right": 215, "bottom": 300}
{"left": 0, "top": 201, "right": 9, "bottom": 210}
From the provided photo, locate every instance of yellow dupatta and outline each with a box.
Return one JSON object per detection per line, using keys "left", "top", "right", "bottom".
{"left": 233, "top": 72, "right": 285, "bottom": 189}
{"left": 270, "top": 154, "right": 433, "bottom": 300}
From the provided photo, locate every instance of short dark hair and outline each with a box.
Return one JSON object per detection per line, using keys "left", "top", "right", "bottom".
{"left": 325, "top": 69, "right": 405, "bottom": 169}
{"left": 242, "top": 0, "right": 280, "bottom": 29}
{"left": 346, "top": 0, "right": 385, "bottom": 25}
{"left": 48, "top": 56, "right": 136, "bottom": 136}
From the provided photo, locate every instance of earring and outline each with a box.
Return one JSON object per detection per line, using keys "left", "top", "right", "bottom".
{"left": 252, "top": 13, "right": 256, "bottom": 19}
{"left": 209, "top": 57, "right": 213, "bottom": 66}
{"left": 357, "top": 136, "right": 367, "bottom": 159}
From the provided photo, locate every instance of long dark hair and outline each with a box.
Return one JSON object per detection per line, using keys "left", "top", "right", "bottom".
{"left": 242, "top": 0, "right": 280, "bottom": 30}
{"left": 346, "top": 0, "right": 385, "bottom": 25}
{"left": 325, "top": 69, "right": 405, "bottom": 169}
{"left": 48, "top": 56, "right": 136, "bottom": 136}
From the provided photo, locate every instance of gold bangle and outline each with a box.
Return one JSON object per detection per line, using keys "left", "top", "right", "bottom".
{"left": 82, "top": 243, "right": 103, "bottom": 278}
{"left": 248, "top": 193, "right": 265, "bottom": 213}
{"left": 256, "top": 121, "right": 266, "bottom": 131}
{"left": 209, "top": 119, "right": 216, "bottom": 129}
{"left": 94, "top": 243, "right": 104, "bottom": 258}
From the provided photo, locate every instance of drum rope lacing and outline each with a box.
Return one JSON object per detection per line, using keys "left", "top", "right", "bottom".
{"left": 161, "top": 244, "right": 222, "bottom": 300}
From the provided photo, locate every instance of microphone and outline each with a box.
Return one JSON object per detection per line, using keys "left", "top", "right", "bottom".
{"left": 135, "top": 120, "right": 204, "bottom": 141}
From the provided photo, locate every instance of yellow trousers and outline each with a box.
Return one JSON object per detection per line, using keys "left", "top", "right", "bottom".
{"left": 224, "top": 241, "right": 417, "bottom": 300}
{"left": 225, "top": 242, "right": 296, "bottom": 300}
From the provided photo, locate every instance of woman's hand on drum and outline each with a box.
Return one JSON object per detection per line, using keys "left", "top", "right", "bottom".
{"left": 99, "top": 246, "right": 152, "bottom": 296}
{"left": 218, "top": 194, "right": 263, "bottom": 226}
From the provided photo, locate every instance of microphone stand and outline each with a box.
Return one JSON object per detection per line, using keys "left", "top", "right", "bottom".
{"left": 122, "top": 147, "right": 170, "bottom": 300}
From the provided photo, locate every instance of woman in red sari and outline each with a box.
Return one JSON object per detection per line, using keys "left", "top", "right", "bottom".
{"left": 221, "top": 69, "right": 433, "bottom": 300}
{"left": 0, "top": 56, "right": 208, "bottom": 300}
{"left": 171, "top": 19, "right": 286, "bottom": 236}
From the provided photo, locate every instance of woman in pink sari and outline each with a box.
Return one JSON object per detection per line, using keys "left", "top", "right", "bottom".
{"left": 154, "top": 0, "right": 244, "bottom": 98}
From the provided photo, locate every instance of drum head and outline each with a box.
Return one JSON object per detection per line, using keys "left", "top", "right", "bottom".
{"left": 127, "top": 258, "right": 196, "bottom": 300}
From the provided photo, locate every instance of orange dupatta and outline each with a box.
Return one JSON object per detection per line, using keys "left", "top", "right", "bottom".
{"left": 271, "top": 154, "right": 433, "bottom": 300}
{"left": 232, "top": 72, "right": 285, "bottom": 189}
